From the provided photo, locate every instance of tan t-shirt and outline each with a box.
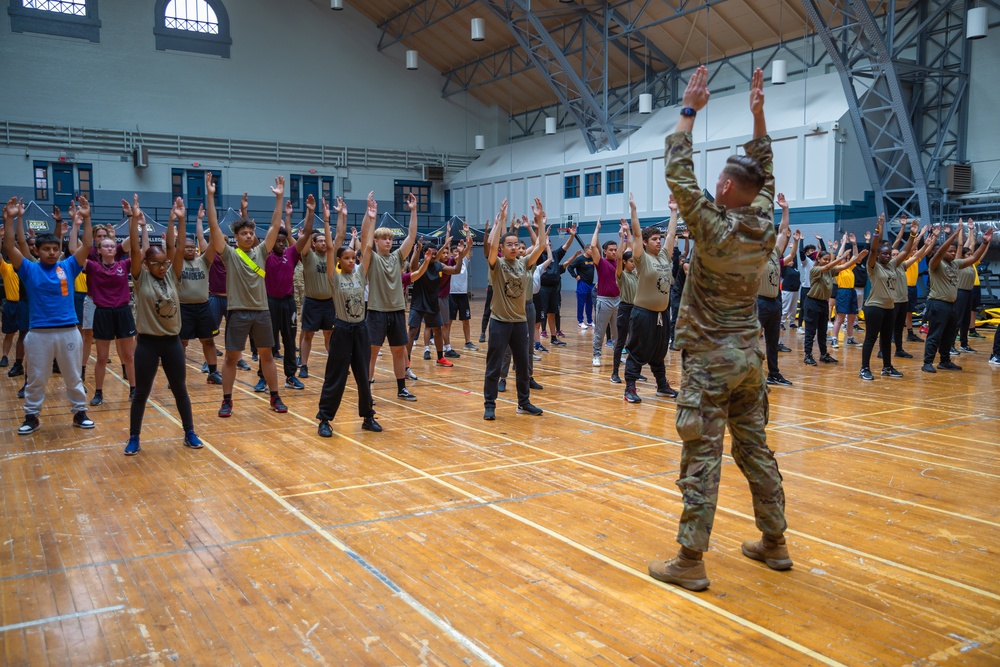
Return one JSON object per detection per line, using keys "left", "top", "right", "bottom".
{"left": 367, "top": 249, "right": 405, "bottom": 312}
{"left": 632, "top": 245, "right": 673, "bottom": 312}
{"left": 616, "top": 269, "right": 638, "bottom": 305}
{"left": 489, "top": 257, "right": 528, "bottom": 323}
{"left": 957, "top": 264, "right": 976, "bottom": 291}
{"left": 331, "top": 266, "right": 367, "bottom": 323}
{"left": 865, "top": 260, "right": 898, "bottom": 309}
{"left": 927, "top": 259, "right": 958, "bottom": 302}
{"left": 220, "top": 244, "right": 269, "bottom": 311}
{"left": 892, "top": 262, "right": 909, "bottom": 303}
{"left": 757, "top": 247, "right": 780, "bottom": 298}
{"left": 807, "top": 266, "right": 833, "bottom": 300}
{"left": 178, "top": 255, "right": 210, "bottom": 304}
{"left": 301, "top": 251, "right": 333, "bottom": 300}
{"left": 134, "top": 267, "right": 181, "bottom": 336}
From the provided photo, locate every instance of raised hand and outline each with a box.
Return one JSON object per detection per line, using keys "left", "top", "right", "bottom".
{"left": 776, "top": 192, "right": 787, "bottom": 209}
{"left": 814, "top": 233, "right": 823, "bottom": 240}
{"left": 322, "top": 197, "right": 331, "bottom": 222}
{"left": 910, "top": 220, "right": 919, "bottom": 234}
{"left": 793, "top": 229, "right": 802, "bottom": 241}
{"left": 874, "top": 213, "right": 884, "bottom": 236}
{"left": 848, "top": 233, "right": 856, "bottom": 243}
{"left": 983, "top": 228, "right": 994, "bottom": 243}
{"left": 284, "top": 199, "right": 294, "bottom": 218}
{"left": 366, "top": 192, "right": 377, "bottom": 218}
{"left": 521, "top": 214, "right": 530, "bottom": 229}
{"left": 270, "top": 175, "right": 285, "bottom": 198}
{"left": 864, "top": 231, "right": 872, "bottom": 242}
{"left": 405, "top": 192, "right": 417, "bottom": 212}
{"left": 198, "top": 203, "right": 205, "bottom": 219}
{"left": 683, "top": 65, "right": 710, "bottom": 111}
{"left": 172, "top": 196, "right": 186, "bottom": 221}
{"left": 206, "top": 172, "right": 216, "bottom": 196}
{"left": 305, "top": 194, "right": 316, "bottom": 214}
{"left": 52, "top": 205, "right": 62, "bottom": 222}
{"left": 334, "top": 196, "right": 347, "bottom": 216}
{"left": 856, "top": 249, "right": 869, "bottom": 261}
{"left": 499, "top": 198, "right": 509, "bottom": 224}
{"left": 130, "top": 193, "right": 141, "bottom": 219}
{"left": 594, "top": 219, "right": 601, "bottom": 232}
{"left": 16, "top": 198, "right": 24, "bottom": 217}
{"left": 668, "top": 194, "right": 678, "bottom": 213}
{"left": 749, "top": 67, "right": 764, "bottom": 116}
{"left": 121, "top": 199, "right": 131, "bottom": 218}
{"left": 530, "top": 197, "right": 544, "bottom": 226}
{"left": 629, "top": 192, "right": 636, "bottom": 213}
{"left": 462, "top": 220, "right": 469, "bottom": 237}
{"left": 240, "top": 191, "right": 248, "bottom": 212}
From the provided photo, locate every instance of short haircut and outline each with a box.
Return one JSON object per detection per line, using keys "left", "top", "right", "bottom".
{"left": 722, "top": 155, "right": 767, "bottom": 193}
{"left": 144, "top": 246, "right": 165, "bottom": 262}
{"left": 803, "top": 244, "right": 816, "bottom": 254}
{"left": 231, "top": 218, "right": 255, "bottom": 235}
{"left": 503, "top": 232, "right": 519, "bottom": 245}
{"left": 602, "top": 240, "right": 617, "bottom": 252}
{"left": 621, "top": 250, "right": 633, "bottom": 262}
{"left": 276, "top": 228, "right": 289, "bottom": 239}
{"left": 35, "top": 233, "right": 59, "bottom": 248}
{"left": 373, "top": 228, "right": 394, "bottom": 241}
{"left": 641, "top": 226, "right": 661, "bottom": 243}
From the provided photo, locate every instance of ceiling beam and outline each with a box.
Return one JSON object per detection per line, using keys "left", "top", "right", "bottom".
{"left": 377, "top": 0, "right": 478, "bottom": 52}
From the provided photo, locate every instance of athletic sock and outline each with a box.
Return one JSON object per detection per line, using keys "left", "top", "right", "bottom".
{"left": 208, "top": 364, "right": 217, "bottom": 373}
{"left": 223, "top": 393, "right": 232, "bottom": 401}
{"left": 424, "top": 345, "right": 430, "bottom": 353}
{"left": 444, "top": 344, "right": 452, "bottom": 352}
{"left": 397, "top": 378, "right": 406, "bottom": 392}
{"left": 270, "top": 391, "right": 278, "bottom": 399}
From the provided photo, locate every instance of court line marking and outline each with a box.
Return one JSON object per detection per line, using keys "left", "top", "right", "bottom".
{"left": 0, "top": 605, "right": 125, "bottom": 633}
{"left": 842, "top": 445, "right": 1000, "bottom": 478}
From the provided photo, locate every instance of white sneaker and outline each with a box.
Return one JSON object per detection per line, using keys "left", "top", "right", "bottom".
{"left": 405, "top": 368, "right": 419, "bottom": 381}
{"left": 797, "top": 328, "right": 805, "bottom": 335}
{"left": 533, "top": 353, "right": 542, "bottom": 361}
{"left": 578, "top": 322, "right": 588, "bottom": 329}
{"left": 592, "top": 355, "right": 601, "bottom": 367}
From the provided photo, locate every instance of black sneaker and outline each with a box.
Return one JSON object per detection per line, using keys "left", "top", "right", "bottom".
{"left": 478, "top": 333, "right": 486, "bottom": 343}
{"left": 881, "top": 367, "right": 903, "bottom": 378}
{"left": 610, "top": 373, "right": 622, "bottom": 384}
{"left": 318, "top": 420, "right": 333, "bottom": 438}
{"left": 444, "top": 349, "right": 461, "bottom": 358}
{"left": 766, "top": 374, "right": 793, "bottom": 386}
{"left": 18, "top": 414, "right": 40, "bottom": 435}
{"left": 989, "top": 354, "right": 1000, "bottom": 366}
{"left": 8, "top": 360, "right": 24, "bottom": 377}
{"left": 73, "top": 411, "right": 95, "bottom": 429}
{"left": 285, "top": 376, "right": 305, "bottom": 390}
{"left": 254, "top": 378, "right": 268, "bottom": 392}
{"left": 298, "top": 364, "right": 309, "bottom": 379}
{"left": 777, "top": 343, "right": 792, "bottom": 353}
{"left": 948, "top": 348, "right": 961, "bottom": 357}
{"left": 497, "top": 378, "right": 507, "bottom": 393}
{"left": 252, "top": 352, "right": 259, "bottom": 362}
{"left": 128, "top": 387, "right": 135, "bottom": 402}
{"left": 17, "top": 384, "right": 25, "bottom": 399}
{"left": 484, "top": 407, "right": 495, "bottom": 420}
{"left": 656, "top": 383, "right": 678, "bottom": 398}
{"left": 206, "top": 371, "right": 223, "bottom": 385}
{"left": 819, "top": 353, "right": 838, "bottom": 364}
{"left": 637, "top": 374, "right": 647, "bottom": 382}
{"left": 937, "top": 360, "right": 962, "bottom": 371}
{"left": 270, "top": 395, "right": 288, "bottom": 413}
{"left": 803, "top": 355, "right": 817, "bottom": 366}
{"left": 534, "top": 342, "right": 549, "bottom": 353}
{"left": 551, "top": 339, "right": 567, "bottom": 347}
{"left": 423, "top": 350, "right": 431, "bottom": 360}
{"left": 464, "top": 342, "right": 479, "bottom": 351}
{"left": 921, "top": 363, "right": 937, "bottom": 373}
{"left": 624, "top": 384, "right": 641, "bottom": 404}
{"left": 894, "top": 349, "right": 913, "bottom": 359}
{"left": 516, "top": 403, "right": 543, "bottom": 416}
{"left": 960, "top": 345, "right": 976, "bottom": 354}
{"left": 859, "top": 367, "right": 874, "bottom": 381}
{"left": 362, "top": 414, "right": 383, "bottom": 432}
{"left": 274, "top": 352, "right": 282, "bottom": 360}
{"left": 237, "top": 359, "right": 252, "bottom": 371}
{"left": 529, "top": 379, "right": 543, "bottom": 390}
{"left": 907, "top": 331, "right": 923, "bottom": 342}
{"left": 89, "top": 390, "right": 104, "bottom": 406}
{"left": 397, "top": 388, "right": 417, "bottom": 401}
{"left": 218, "top": 399, "right": 234, "bottom": 418}
{"left": 0, "top": 355, "right": 7, "bottom": 368}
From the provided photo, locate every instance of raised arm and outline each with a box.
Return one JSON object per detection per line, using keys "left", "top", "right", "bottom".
{"left": 958, "top": 228, "right": 993, "bottom": 268}
{"left": 485, "top": 199, "right": 507, "bottom": 269}
{"left": 295, "top": 195, "right": 315, "bottom": 255}
{"left": 2, "top": 198, "right": 24, "bottom": 270}
{"left": 830, "top": 249, "right": 868, "bottom": 274}
{"left": 562, "top": 249, "right": 582, "bottom": 270}
{"left": 128, "top": 195, "right": 142, "bottom": 279}
{"left": 785, "top": 231, "right": 800, "bottom": 266}
{"left": 443, "top": 223, "right": 473, "bottom": 274}
{"left": 409, "top": 237, "right": 423, "bottom": 272}
{"left": 67, "top": 201, "right": 81, "bottom": 254}
{"left": 359, "top": 194, "right": 376, "bottom": 275}
{"left": 15, "top": 200, "right": 31, "bottom": 259}
{"left": 867, "top": 214, "right": 884, "bottom": 270}
{"left": 262, "top": 176, "right": 285, "bottom": 254}
{"left": 891, "top": 216, "right": 907, "bottom": 249}
{"left": 526, "top": 199, "right": 548, "bottom": 266}
{"left": 72, "top": 196, "right": 93, "bottom": 267}
{"left": 928, "top": 227, "right": 960, "bottom": 271}
{"left": 168, "top": 197, "right": 182, "bottom": 277}
{"left": 589, "top": 219, "right": 603, "bottom": 269}
{"left": 664, "top": 195, "right": 679, "bottom": 253}
{"left": 399, "top": 192, "right": 419, "bottom": 259}
{"left": 628, "top": 192, "right": 643, "bottom": 260}
{"left": 895, "top": 219, "right": 918, "bottom": 265}
{"left": 776, "top": 193, "right": 791, "bottom": 256}
{"left": 206, "top": 173, "right": 227, "bottom": 254}
{"left": 324, "top": 202, "right": 337, "bottom": 279}
{"left": 195, "top": 203, "right": 206, "bottom": 254}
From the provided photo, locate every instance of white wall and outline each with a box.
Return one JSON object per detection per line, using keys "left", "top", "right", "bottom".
{"left": 966, "top": 10, "right": 1000, "bottom": 194}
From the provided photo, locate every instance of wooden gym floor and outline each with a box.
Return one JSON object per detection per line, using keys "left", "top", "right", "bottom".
{"left": 1, "top": 293, "right": 998, "bottom": 666}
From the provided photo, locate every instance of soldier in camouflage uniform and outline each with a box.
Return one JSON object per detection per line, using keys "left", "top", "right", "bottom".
{"left": 647, "top": 67, "right": 791, "bottom": 592}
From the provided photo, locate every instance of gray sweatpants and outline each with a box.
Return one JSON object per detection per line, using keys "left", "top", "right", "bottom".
{"left": 592, "top": 296, "right": 620, "bottom": 356}
{"left": 23, "top": 327, "right": 87, "bottom": 416}
{"left": 502, "top": 302, "right": 535, "bottom": 379}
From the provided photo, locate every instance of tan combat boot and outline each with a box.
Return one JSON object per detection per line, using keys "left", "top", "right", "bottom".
{"left": 741, "top": 534, "right": 793, "bottom": 571}
{"left": 648, "top": 556, "right": 710, "bottom": 591}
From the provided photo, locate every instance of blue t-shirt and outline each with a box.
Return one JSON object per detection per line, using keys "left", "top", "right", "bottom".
{"left": 17, "top": 255, "right": 83, "bottom": 328}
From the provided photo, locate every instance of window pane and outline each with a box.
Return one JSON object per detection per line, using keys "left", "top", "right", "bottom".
{"left": 24, "top": 1, "right": 87, "bottom": 16}
{"left": 164, "top": 0, "right": 220, "bottom": 34}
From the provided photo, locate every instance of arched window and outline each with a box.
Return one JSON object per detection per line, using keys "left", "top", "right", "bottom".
{"left": 154, "top": 0, "right": 231, "bottom": 58}
{"left": 8, "top": 0, "right": 101, "bottom": 41}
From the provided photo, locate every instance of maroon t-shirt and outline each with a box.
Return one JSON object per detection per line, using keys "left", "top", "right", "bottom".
{"left": 88, "top": 242, "right": 127, "bottom": 263}
{"left": 209, "top": 255, "right": 227, "bottom": 295}
{"left": 264, "top": 246, "right": 299, "bottom": 298}
{"left": 594, "top": 257, "right": 620, "bottom": 298}
{"left": 85, "top": 258, "right": 132, "bottom": 308}
{"left": 438, "top": 257, "right": 455, "bottom": 299}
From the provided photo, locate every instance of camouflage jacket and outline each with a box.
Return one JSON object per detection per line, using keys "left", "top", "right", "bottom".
{"left": 665, "top": 131, "right": 776, "bottom": 352}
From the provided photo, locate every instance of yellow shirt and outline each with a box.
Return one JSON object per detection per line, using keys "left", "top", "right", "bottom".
{"left": 973, "top": 260, "right": 980, "bottom": 287}
{"left": 905, "top": 262, "right": 919, "bottom": 287}
{"left": 836, "top": 269, "right": 855, "bottom": 289}
{"left": 74, "top": 271, "right": 87, "bottom": 293}
{"left": 0, "top": 257, "right": 20, "bottom": 301}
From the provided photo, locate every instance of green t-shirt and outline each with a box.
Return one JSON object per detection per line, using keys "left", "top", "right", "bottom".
{"left": 489, "top": 257, "right": 528, "bottom": 323}
{"left": 757, "top": 247, "right": 780, "bottom": 298}
{"left": 220, "top": 243, "right": 269, "bottom": 311}
{"left": 927, "top": 259, "right": 958, "bottom": 302}
{"left": 178, "top": 255, "right": 210, "bottom": 304}
{"left": 367, "top": 249, "right": 405, "bottom": 312}
{"left": 865, "top": 260, "right": 898, "bottom": 310}
{"left": 134, "top": 267, "right": 181, "bottom": 336}
{"left": 807, "top": 266, "right": 833, "bottom": 300}
{"left": 301, "top": 250, "right": 333, "bottom": 300}
{"left": 632, "top": 245, "right": 673, "bottom": 312}
{"left": 616, "top": 269, "right": 638, "bottom": 305}
{"left": 331, "top": 266, "right": 367, "bottom": 323}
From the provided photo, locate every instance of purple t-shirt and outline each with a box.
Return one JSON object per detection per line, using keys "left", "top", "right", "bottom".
{"left": 264, "top": 246, "right": 299, "bottom": 298}
{"left": 595, "top": 258, "right": 620, "bottom": 298}
{"left": 209, "top": 255, "right": 227, "bottom": 295}
{"left": 85, "top": 258, "right": 132, "bottom": 308}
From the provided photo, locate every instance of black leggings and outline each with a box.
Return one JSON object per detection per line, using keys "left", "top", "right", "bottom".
{"left": 130, "top": 334, "right": 194, "bottom": 436}
{"left": 803, "top": 296, "right": 829, "bottom": 358}
{"left": 316, "top": 320, "right": 373, "bottom": 422}
{"left": 892, "top": 300, "right": 908, "bottom": 352}
{"left": 860, "top": 305, "right": 894, "bottom": 369}
{"left": 613, "top": 303, "right": 633, "bottom": 374}
{"left": 955, "top": 289, "right": 972, "bottom": 347}
{"left": 480, "top": 285, "right": 493, "bottom": 336}
{"left": 624, "top": 305, "right": 669, "bottom": 386}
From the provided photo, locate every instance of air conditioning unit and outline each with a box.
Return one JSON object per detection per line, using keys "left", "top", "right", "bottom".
{"left": 133, "top": 145, "right": 149, "bottom": 169}
{"left": 422, "top": 165, "right": 444, "bottom": 181}
{"left": 945, "top": 164, "right": 972, "bottom": 194}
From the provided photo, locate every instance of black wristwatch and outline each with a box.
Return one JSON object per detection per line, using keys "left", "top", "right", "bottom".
{"left": 680, "top": 107, "right": 697, "bottom": 117}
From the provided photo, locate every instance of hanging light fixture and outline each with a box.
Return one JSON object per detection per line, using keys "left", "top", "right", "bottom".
{"left": 967, "top": 6, "right": 989, "bottom": 39}
{"left": 475, "top": 135, "right": 485, "bottom": 150}
{"left": 639, "top": 93, "right": 653, "bottom": 114}
{"left": 471, "top": 18, "right": 485, "bottom": 41}
{"left": 330, "top": 0, "right": 343, "bottom": 9}
{"left": 772, "top": 59, "right": 787, "bottom": 84}
{"left": 545, "top": 117, "right": 557, "bottom": 135}
{"left": 406, "top": 50, "right": 419, "bottom": 70}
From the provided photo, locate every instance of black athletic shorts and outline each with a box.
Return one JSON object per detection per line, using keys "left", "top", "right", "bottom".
{"left": 971, "top": 285, "right": 982, "bottom": 310}
{"left": 93, "top": 305, "right": 137, "bottom": 341}
{"left": 536, "top": 286, "right": 560, "bottom": 316}
{"left": 367, "top": 310, "right": 408, "bottom": 347}
{"left": 408, "top": 308, "right": 444, "bottom": 330}
{"left": 532, "top": 293, "right": 546, "bottom": 323}
{"left": 907, "top": 285, "right": 918, "bottom": 312}
{"left": 301, "top": 297, "right": 336, "bottom": 332}
{"left": 179, "top": 301, "right": 220, "bottom": 340}
{"left": 2, "top": 300, "right": 24, "bottom": 334}
{"left": 449, "top": 293, "right": 471, "bottom": 321}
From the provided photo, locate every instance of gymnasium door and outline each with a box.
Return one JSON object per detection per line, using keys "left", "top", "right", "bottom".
{"left": 302, "top": 175, "right": 319, "bottom": 217}
{"left": 52, "top": 164, "right": 75, "bottom": 210}
{"left": 187, "top": 171, "right": 205, "bottom": 216}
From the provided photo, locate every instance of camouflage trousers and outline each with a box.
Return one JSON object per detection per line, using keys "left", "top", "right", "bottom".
{"left": 293, "top": 263, "right": 305, "bottom": 315}
{"left": 674, "top": 346, "right": 787, "bottom": 552}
